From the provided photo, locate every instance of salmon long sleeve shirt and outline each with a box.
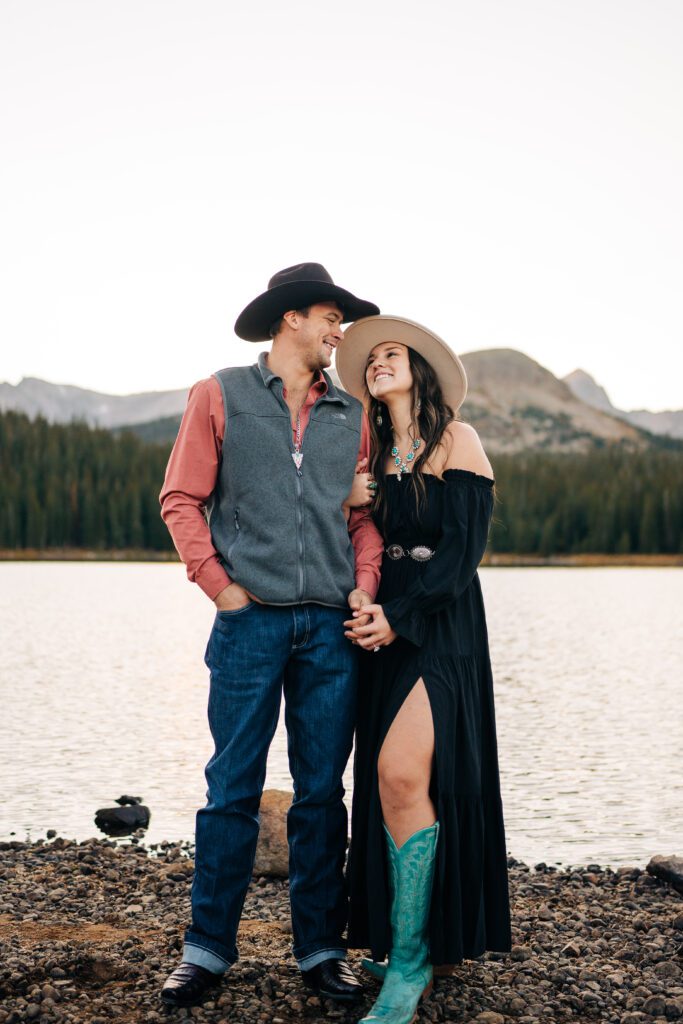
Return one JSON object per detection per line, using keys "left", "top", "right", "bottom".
{"left": 160, "top": 372, "right": 383, "bottom": 602}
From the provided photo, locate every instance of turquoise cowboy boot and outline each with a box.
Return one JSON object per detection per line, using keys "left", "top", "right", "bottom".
{"left": 359, "top": 821, "right": 439, "bottom": 1024}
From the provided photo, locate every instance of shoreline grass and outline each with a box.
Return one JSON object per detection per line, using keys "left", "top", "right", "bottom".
{"left": 0, "top": 549, "right": 681, "bottom": 567}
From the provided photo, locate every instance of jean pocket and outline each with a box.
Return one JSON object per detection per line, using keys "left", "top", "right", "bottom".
{"left": 206, "top": 602, "right": 255, "bottom": 665}
{"left": 216, "top": 601, "right": 255, "bottom": 618}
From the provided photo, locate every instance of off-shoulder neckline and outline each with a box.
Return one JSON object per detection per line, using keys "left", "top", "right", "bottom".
{"left": 386, "top": 469, "right": 494, "bottom": 488}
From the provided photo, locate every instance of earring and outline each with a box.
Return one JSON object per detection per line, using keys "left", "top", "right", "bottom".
{"left": 376, "top": 411, "right": 383, "bottom": 426}
{"left": 416, "top": 400, "right": 422, "bottom": 411}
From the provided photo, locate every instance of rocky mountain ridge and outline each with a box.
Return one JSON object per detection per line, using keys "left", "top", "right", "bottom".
{"left": 1, "top": 352, "right": 677, "bottom": 453}
{"left": 459, "top": 350, "right": 649, "bottom": 453}
{"left": 563, "top": 369, "right": 683, "bottom": 440}
{"left": 0, "top": 376, "right": 188, "bottom": 428}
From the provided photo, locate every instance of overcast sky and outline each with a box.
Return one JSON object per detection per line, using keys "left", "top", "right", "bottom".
{"left": 1, "top": 0, "right": 681, "bottom": 411}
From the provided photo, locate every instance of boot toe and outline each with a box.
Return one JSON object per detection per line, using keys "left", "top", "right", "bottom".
{"left": 160, "top": 963, "right": 221, "bottom": 1006}
{"left": 302, "top": 958, "right": 364, "bottom": 1002}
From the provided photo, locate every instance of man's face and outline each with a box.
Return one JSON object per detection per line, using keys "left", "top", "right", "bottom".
{"left": 296, "top": 302, "right": 344, "bottom": 371}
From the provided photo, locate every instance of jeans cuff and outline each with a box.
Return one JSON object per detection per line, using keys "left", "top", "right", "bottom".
{"left": 183, "top": 942, "right": 231, "bottom": 975}
{"left": 297, "top": 947, "right": 347, "bottom": 971}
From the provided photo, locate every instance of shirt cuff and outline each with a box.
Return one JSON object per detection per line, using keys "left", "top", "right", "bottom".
{"left": 354, "top": 570, "right": 379, "bottom": 602}
{"left": 195, "top": 559, "right": 232, "bottom": 601}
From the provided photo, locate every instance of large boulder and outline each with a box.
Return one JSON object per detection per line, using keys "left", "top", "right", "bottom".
{"left": 647, "top": 854, "right": 683, "bottom": 894}
{"left": 254, "top": 789, "right": 291, "bottom": 878}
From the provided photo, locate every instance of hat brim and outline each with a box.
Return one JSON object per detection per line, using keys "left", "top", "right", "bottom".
{"left": 336, "top": 315, "right": 468, "bottom": 412}
{"left": 234, "top": 282, "right": 380, "bottom": 342}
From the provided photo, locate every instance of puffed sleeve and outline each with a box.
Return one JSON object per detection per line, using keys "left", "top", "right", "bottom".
{"left": 382, "top": 470, "right": 494, "bottom": 646}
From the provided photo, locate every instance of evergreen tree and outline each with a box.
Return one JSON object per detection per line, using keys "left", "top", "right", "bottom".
{"left": 1, "top": 410, "right": 682, "bottom": 556}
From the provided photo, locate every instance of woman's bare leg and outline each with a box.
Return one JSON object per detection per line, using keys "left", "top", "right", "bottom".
{"left": 377, "top": 678, "right": 436, "bottom": 848}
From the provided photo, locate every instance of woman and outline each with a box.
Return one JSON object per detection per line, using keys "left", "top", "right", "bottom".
{"left": 336, "top": 317, "right": 511, "bottom": 1024}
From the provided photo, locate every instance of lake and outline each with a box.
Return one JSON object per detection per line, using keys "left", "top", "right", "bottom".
{"left": 0, "top": 563, "right": 680, "bottom": 867}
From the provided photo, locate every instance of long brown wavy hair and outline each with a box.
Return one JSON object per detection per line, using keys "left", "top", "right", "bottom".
{"left": 367, "top": 347, "right": 455, "bottom": 528}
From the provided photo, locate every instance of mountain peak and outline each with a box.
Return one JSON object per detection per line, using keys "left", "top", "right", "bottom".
{"left": 458, "top": 348, "right": 645, "bottom": 453}
{"left": 563, "top": 369, "right": 683, "bottom": 439}
{"left": 562, "top": 368, "right": 615, "bottom": 414}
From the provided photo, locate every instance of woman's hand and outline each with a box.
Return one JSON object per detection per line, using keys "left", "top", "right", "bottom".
{"left": 343, "top": 457, "right": 376, "bottom": 514}
{"left": 344, "top": 604, "right": 397, "bottom": 651}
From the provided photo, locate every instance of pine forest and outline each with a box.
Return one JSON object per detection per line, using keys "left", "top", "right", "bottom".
{"left": 1, "top": 410, "right": 681, "bottom": 556}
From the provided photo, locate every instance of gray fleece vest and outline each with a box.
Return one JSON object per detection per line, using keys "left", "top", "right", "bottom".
{"left": 208, "top": 354, "right": 363, "bottom": 607}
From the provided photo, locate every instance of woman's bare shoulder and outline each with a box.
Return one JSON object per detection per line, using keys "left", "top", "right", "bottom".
{"left": 441, "top": 421, "right": 493, "bottom": 477}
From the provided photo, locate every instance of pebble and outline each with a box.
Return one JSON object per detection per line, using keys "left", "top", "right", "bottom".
{"left": 0, "top": 840, "right": 682, "bottom": 1023}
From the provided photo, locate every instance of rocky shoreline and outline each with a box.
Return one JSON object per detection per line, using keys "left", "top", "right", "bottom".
{"left": 1, "top": 839, "right": 682, "bottom": 1024}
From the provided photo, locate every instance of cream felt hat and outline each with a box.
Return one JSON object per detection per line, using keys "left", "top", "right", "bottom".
{"left": 336, "top": 315, "right": 468, "bottom": 411}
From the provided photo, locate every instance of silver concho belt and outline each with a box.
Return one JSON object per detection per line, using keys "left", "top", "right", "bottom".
{"left": 385, "top": 544, "right": 435, "bottom": 562}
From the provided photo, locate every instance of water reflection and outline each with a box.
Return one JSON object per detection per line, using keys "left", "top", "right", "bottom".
{"left": 0, "top": 563, "right": 680, "bottom": 866}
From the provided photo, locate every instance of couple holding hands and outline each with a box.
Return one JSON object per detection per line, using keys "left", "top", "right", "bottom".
{"left": 159, "top": 263, "right": 511, "bottom": 1023}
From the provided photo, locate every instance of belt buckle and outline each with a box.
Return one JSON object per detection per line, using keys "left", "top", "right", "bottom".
{"left": 408, "top": 545, "right": 435, "bottom": 562}
{"left": 386, "top": 544, "right": 405, "bottom": 560}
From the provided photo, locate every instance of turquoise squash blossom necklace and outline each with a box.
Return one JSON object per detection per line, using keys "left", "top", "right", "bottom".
{"left": 391, "top": 437, "right": 421, "bottom": 480}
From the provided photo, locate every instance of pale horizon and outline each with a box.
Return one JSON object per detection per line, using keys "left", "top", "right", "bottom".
{"left": 1, "top": 0, "right": 681, "bottom": 413}
{"left": 0, "top": 346, "right": 674, "bottom": 416}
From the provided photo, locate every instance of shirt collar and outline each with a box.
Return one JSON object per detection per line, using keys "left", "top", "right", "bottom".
{"left": 257, "top": 351, "right": 328, "bottom": 396}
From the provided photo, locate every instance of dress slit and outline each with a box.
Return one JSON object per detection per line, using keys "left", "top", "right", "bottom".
{"left": 375, "top": 672, "right": 439, "bottom": 831}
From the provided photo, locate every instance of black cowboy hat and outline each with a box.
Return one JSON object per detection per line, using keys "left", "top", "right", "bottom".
{"left": 234, "top": 262, "right": 380, "bottom": 342}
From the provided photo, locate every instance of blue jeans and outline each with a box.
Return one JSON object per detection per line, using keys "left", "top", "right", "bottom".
{"left": 183, "top": 602, "right": 358, "bottom": 973}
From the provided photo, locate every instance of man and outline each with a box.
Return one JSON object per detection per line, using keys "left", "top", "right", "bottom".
{"left": 159, "top": 263, "right": 383, "bottom": 1007}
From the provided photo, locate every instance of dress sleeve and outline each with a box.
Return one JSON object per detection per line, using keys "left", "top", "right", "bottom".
{"left": 382, "top": 470, "right": 494, "bottom": 646}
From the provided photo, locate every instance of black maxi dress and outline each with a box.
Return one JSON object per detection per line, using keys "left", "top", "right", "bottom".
{"left": 347, "top": 469, "right": 511, "bottom": 965}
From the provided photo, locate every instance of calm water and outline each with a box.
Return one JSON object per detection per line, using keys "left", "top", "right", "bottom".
{"left": 0, "top": 563, "right": 680, "bottom": 867}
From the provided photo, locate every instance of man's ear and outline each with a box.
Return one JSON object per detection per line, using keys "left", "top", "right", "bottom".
{"left": 282, "top": 309, "right": 299, "bottom": 331}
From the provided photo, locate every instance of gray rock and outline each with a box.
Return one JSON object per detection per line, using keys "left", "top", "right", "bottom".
{"left": 643, "top": 993, "right": 667, "bottom": 1016}
{"left": 655, "top": 962, "right": 682, "bottom": 980}
{"left": 647, "top": 855, "right": 683, "bottom": 894}
{"left": 510, "top": 945, "right": 532, "bottom": 961}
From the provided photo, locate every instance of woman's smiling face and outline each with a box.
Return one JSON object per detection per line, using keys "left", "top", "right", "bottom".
{"left": 365, "top": 342, "right": 413, "bottom": 401}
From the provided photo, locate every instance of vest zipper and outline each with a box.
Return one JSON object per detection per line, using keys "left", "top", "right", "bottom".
{"left": 295, "top": 412, "right": 304, "bottom": 600}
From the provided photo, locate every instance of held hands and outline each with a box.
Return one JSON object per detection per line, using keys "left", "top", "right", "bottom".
{"left": 347, "top": 588, "right": 373, "bottom": 630}
{"left": 214, "top": 582, "right": 259, "bottom": 611}
{"left": 344, "top": 603, "right": 397, "bottom": 651}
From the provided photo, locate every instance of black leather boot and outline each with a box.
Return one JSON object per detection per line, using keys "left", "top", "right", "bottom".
{"left": 301, "top": 958, "right": 364, "bottom": 1002}
{"left": 160, "top": 962, "right": 221, "bottom": 1006}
